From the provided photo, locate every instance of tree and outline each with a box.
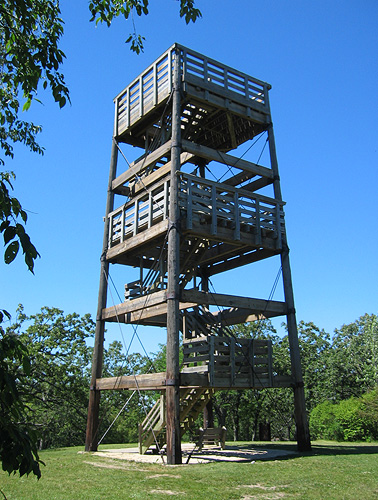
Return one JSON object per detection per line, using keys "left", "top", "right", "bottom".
{"left": 8, "top": 306, "right": 95, "bottom": 449}
{"left": 330, "top": 314, "right": 378, "bottom": 400}
{"left": 1, "top": 0, "right": 69, "bottom": 270}
{"left": 0, "top": 0, "right": 201, "bottom": 478}
{"left": 0, "top": 309, "right": 43, "bottom": 478}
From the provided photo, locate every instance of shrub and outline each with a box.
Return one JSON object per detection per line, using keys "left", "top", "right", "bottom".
{"left": 333, "top": 397, "right": 366, "bottom": 441}
{"left": 309, "top": 400, "right": 337, "bottom": 440}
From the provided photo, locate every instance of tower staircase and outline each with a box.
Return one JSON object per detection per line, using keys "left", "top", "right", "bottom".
{"left": 138, "top": 388, "right": 214, "bottom": 454}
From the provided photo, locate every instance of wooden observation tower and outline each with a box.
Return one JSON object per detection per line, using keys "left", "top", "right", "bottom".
{"left": 85, "top": 44, "right": 311, "bottom": 463}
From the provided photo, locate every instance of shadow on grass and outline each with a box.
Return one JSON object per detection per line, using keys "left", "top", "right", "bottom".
{"left": 225, "top": 440, "right": 378, "bottom": 461}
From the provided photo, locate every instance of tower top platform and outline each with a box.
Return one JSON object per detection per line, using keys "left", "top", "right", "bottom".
{"left": 114, "top": 43, "right": 272, "bottom": 151}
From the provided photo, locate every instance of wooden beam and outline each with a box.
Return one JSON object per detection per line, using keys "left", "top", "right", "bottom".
{"left": 210, "top": 306, "right": 284, "bottom": 326}
{"left": 182, "top": 139, "right": 273, "bottom": 180}
{"left": 95, "top": 372, "right": 292, "bottom": 391}
{"left": 102, "top": 290, "right": 167, "bottom": 321}
{"left": 205, "top": 248, "right": 278, "bottom": 276}
{"left": 102, "top": 287, "right": 285, "bottom": 325}
{"left": 130, "top": 152, "right": 194, "bottom": 197}
{"left": 223, "top": 170, "right": 256, "bottom": 187}
{"left": 96, "top": 373, "right": 166, "bottom": 391}
{"left": 112, "top": 140, "right": 172, "bottom": 191}
{"left": 180, "top": 289, "right": 287, "bottom": 316}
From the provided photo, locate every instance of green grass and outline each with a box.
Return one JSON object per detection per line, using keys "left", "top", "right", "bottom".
{"left": 1, "top": 441, "right": 378, "bottom": 499}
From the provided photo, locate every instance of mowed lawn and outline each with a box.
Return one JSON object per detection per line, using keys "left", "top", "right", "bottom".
{"left": 1, "top": 441, "right": 378, "bottom": 500}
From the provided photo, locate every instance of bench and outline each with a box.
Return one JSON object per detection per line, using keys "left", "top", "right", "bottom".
{"left": 196, "top": 426, "right": 227, "bottom": 450}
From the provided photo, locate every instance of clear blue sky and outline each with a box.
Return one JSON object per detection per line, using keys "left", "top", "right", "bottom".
{"left": 2, "top": 0, "right": 378, "bottom": 354}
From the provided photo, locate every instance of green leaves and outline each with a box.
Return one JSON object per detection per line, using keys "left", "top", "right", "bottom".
{"left": 1, "top": 172, "right": 40, "bottom": 272}
{"left": 0, "top": 0, "right": 70, "bottom": 166}
{"left": 88, "top": 0, "right": 201, "bottom": 52}
{"left": 4, "top": 240, "right": 19, "bottom": 264}
{"left": 0, "top": 311, "right": 42, "bottom": 478}
{"left": 179, "top": 0, "right": 202, "bottom": 24}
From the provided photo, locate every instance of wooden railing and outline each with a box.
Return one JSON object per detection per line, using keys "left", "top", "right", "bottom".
{"left": 108, "top": 173, "right": 284, "bottom": 248}
{"left": 108, "top": 178, "right": 169, "bottom": 247}
{"left": 182, "top": 336, "right": 273, "bottom": 387}
{"left": 114, "top": 43, "right": 270, "bottom": 137}
{"left": 115, "top": 46, "right": 173, "bottom": 136}
{"left": 179, "top": 173, "right": 285, "bottom": 244}
{"left": 180, "top": 45, "right": 270, "bottom": 111}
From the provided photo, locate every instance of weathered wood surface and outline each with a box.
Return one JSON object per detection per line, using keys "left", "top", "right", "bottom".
{"left": 115, "top": 43, "right": 271, "bottom": 138}
{"left": 96, "top": 372, "right": 167, "bottom": 390}
{"left": 102, "top": 288, "right": 286, "bottom": 325}
{"left": 181, "top": 140, "right": 273, "bottom": 180}
{"left": 180, "top": 289, "right": 287, "bottom": 315}
{"left": 108, "top": 170, "right": 284, "bottom": 258}
{"left": 112, "top": 140, "right": 172, "bottom": 191}
{"left": 95, "top": 372, "right": 292, "bottom": 391}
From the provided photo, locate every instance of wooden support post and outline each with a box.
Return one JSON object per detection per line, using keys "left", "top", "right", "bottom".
{"left": 267, "top": 122, "right": 311, "bottom": 452}
{"left": 166, "top": 48, "right": 182, "bottom": 465}
{"left": 85, "top": 137, "right": 118, "bottom": 452}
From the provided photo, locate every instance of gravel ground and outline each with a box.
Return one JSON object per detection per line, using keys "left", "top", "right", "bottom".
{"left": 90, "top": 444, "right": 296, "bottom": 465}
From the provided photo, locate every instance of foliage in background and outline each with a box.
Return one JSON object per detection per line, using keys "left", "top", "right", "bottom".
{"left": 310, "top": 388, "right": 378, "bottom": 442}
{"left": 2, "top": 307, "right": 378, "bottom": 460}
{"left": 0, "top": 309, "right": 42, "bottom": 479}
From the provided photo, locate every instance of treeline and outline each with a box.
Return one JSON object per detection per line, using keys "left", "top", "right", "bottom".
{"left": 2, "top": 306, "right": 378, "bottom": 452}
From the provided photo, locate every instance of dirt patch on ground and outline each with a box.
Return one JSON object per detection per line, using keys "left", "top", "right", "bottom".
{"left": 149, "top": 489, "right": 184, "bottom": 495}
{"left": 83, "top": 460, "right": 149, "bottom": 472}
{"left": 238, "top": 483, "right": 288, "bottom": 499}
{"left": 147, "top": 474, "right": 182, "bottom": 478}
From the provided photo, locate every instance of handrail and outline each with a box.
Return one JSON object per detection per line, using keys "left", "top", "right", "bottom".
{"left": 114, "top": 43, "right": 271, "bottom": 137}
{"left": 108, "top": 172, "right": 285, "bottom": 248}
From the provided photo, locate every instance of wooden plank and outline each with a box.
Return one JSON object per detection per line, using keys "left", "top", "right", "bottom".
{"left": 96, "top": 372, "right": 292, "bottom": 391}
{"left": 184, "top": 74, "right": 267, "bottom": 114}
{"left": 182, "top": 139, "right": 273, "bottom": 180}
{"left": 131, "top": 152, "right": 194, "bottom": 197}
{"left": 180, "top": 289, "right": 287, "bottom": 315}
{"left": 102, "top": 290, "right": 166, "bottom": 320}
{"left": 112, "top": 140, "right": 172, "bottom": 191}
{"left": 96, "top": 372, "right": 167, "bottom": 390}
{"left": 223, "top": 170, "right": 256, "bottom": 187}
{"left": 204, "top": 248, "right": 278, "bottom": 277}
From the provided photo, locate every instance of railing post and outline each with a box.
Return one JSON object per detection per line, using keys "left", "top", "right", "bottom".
{"left": 148, "top": 191, "right": 153, "bottom": 228}
{"left": 275, "top": 203, "right": 282, "bottom": 249}
{"left": 255, "top": 198, "right": 261, "bottom": 245}
{"left": 120, "top": 207, "right": 125, "bottom": 243}
{"left": 126, "top": 87, "right": 130, "bottom": 129}
{"left": 139, "top": 76, "right": 143, "bottom": 117}
{"left": 133, "top": 200, "right": 139, "bottom": 236}
{"left": 153, "top": 62, "right": 158, "bottom": 106}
